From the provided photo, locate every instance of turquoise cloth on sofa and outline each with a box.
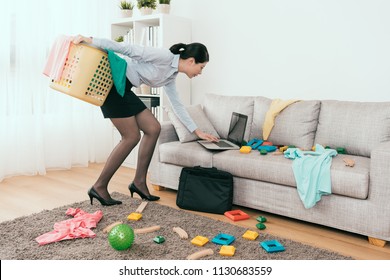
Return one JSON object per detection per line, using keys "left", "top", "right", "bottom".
{"left": 284, "top": 144, "right": 338, "bottom": 209}
{"left": 107, "top": 50, "right": 127, "bottom": 97}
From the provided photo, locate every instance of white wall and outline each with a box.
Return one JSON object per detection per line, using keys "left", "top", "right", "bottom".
{"left": 171, "top": 0, "right": 390, "bottom": 104}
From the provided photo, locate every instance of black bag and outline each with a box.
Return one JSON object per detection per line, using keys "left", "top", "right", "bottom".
{"left": 176, "top": 166, "right": 233, "bottom": 214}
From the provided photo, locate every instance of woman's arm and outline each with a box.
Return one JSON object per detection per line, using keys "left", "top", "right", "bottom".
{"left": 73, "top": 35, "right": 172, "bottom": 64}
{"left": 164, "top": 82, "right": 219, "bottom": 142}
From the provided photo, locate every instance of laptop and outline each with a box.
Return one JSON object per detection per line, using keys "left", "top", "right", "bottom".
{"left": 198, "top": 112, "right": 248, "bottom": 150}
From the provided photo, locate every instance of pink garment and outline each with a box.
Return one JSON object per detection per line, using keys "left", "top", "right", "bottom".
{"left": 35, "top": 208, "right": 103, "bottom": 246}
{"left": 43, "top": 35, "right": 72, "bottom": 81}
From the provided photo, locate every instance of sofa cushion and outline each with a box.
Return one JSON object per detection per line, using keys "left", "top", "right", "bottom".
{"left": 165, "top": 104, "right": 219, "bottom": 143}
{"left": 250, "top": 98, "right": 321, "bottom": 150}
{"left": 212, "top": 151, "right": 369, "bottom": 200}
{"left": 314, "top": 100, "right": 390, "bottom": 157}
{"left": 202, "top": 93, "right": 254, "bottom": 142}
{"left": 159, "top": 141, "right": 214, "bottom": 168}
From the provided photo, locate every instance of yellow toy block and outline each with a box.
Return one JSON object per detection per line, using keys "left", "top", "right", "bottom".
{"left": 239, "top": 146, "right": 252, "bottom": 154}
{"left": 279, "top": 145, "right": 288, "bottom": 152}
{"left": 242, "top": 230, "right": 259, "bottom": 241}
{"left": 191, "top": 236, "right": 209, "bottom": 247}
{"left": 219, "top": 245, "right": 236, "bottom": 257}
{"left": 127, "top": 212, "right": 142, "bottom": 221}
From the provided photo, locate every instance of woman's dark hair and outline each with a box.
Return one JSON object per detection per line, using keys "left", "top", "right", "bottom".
{"left": 169, "top": 42, "right": 209, "bottom": 63}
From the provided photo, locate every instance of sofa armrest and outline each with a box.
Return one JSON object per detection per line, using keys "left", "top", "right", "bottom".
{"left": 369, "top": 141, "right": 390, "bottom": 200}
{"left": 158, "top": 121, "right": 179, "bottom": 145}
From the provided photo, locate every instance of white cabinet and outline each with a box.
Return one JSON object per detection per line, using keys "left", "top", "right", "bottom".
{"left": 111, "top": 14, "right": 192, "bottom": 168}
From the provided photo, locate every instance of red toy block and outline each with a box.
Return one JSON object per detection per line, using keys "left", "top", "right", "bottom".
{"left": 224, "top": 210, "right": 250, "bottom": 221}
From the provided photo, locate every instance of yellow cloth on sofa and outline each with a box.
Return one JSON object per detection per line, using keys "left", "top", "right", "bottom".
{"left": 263, "top": 99, "right": 300, "bottom": 140}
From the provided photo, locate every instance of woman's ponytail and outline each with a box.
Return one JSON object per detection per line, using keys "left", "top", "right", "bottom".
{"left": 169, "top": 42, "right": 209, "bottom": 63}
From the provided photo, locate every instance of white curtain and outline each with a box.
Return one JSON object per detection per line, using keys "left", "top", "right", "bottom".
{"left": 0, "top": 0, "right": 118, "bottom": 181}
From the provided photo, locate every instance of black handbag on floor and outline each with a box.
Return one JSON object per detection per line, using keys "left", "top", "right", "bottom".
{"left": 176, "top": 166, "right": 234, "bottom": 214}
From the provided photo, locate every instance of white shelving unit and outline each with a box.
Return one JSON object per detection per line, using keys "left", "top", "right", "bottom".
{"left": 111, "top": 14, "right": 192, "bottom": 168}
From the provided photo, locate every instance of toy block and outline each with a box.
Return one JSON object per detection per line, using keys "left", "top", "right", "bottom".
{"left": 260, "top": 149, "right": 268, "bottom": 155}
{"left": 127, "top": 212, "right": 142, "bottom": 221}
{"left": 191, "top": 236, "right": 209, "bottom": 246}
{"left": 240, "top": 146, "right": 252, "bottom": 154}
{"left": 153, "top": 236, "right": 165, "bottom": 244}
{"left": 256, "top": 223, "right": 266, "bottom": 230}
{"left": 224, "top": 210, "right": 250, "bottom": 221}
{"left": 212, "top": 233, "right": 235, "bottom": 245}
{"left": 219, "top": 245, "right": 236, "bottom": 257}
{"left": 279, "top": 145, "right": 289, "bottom": 152}
{"left": 260, "top": 240, "right": 285, "bottom": 253}
{"left": 336, "top": 147, "right": 346, "bottom": 154}
{"left": 242, "top": 230, "right": 259, "bottom": 241}
{"left": 256, "top": 216, "right": 267, "bottom": 223}
{"left": 258, "top": 145, "right": 277, "bottom": 152}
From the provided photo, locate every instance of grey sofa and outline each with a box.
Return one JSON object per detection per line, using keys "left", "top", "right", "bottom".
{"left": 150, "top": 93, "right": 390, "bottom": 246}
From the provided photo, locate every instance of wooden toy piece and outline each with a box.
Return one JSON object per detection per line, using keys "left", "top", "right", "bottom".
{"left": 242, "top": 230, "right": 259, "bottom": 241}
{"left": 153, "top": 236, "right": 165, "bottom": 244}
{"left": 134, "top": 225, "right": 161, "bottom": 234}
{"left": 186, "top": 248, "right": 214, "bottom": 260}
{"left": 173, "top": 227, "right": 189, "bottom": 239}
{"left": 127, "top": 201, "right": 148, "bottom": 221}
{"left": 224, "top": 210, "right": 250, "bottom": 221}
{"left": 219, "top": 245, "right": 236, "bottom": 257}
{"left": 272, "top": 151, "right": 284, "bottom": 156}
{"left": 239, "top": 146, "right": 252, "bottom": 154}
{"left": 260, "top": 240, "right": 285, "bottom": 253}
{"left": 211, "top": 233, "right": 235, "bottom": 245}
{"left": 102, "top": 221, "right": 123, "bottom": 233}
{"left": 262, "top": 141, "right": 273, "bottom": 146}
{"left": 343, "top": 157, "right": 355, "bottom": 167}
{"left": 191, "top": 236, "right": 209, "bottom": 246}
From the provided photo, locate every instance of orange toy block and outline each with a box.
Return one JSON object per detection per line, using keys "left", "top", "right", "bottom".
{"left": 224, "top": 210, "right": 250, "bottom": 221}
{"left": 219, "top": 245, "right": 236, "bottom": 257}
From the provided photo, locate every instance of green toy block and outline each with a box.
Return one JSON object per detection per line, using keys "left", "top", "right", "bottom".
{"left": 256, "top": 223, "right": 266, "bottom": 230}
{"left": 153, "top": 236, "right": 165, "bottom": 244}
{"left": 256, "top": 216, "right": 267, "bottom": 223}
{"left": 260, "top": 149, "right": 268, "bottom": 155}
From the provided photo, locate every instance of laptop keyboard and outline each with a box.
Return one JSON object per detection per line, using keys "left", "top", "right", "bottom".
{"left": 215, "top": 141, "right": 234, "bottom": 148}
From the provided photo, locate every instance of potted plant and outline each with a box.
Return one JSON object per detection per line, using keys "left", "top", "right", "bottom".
{"left": 158, "top": 0, "right": 170, "bottom": 14}
{"left": 119, "top": 1, "right": 134, "bottom": 18}
{"left": 137, "top": 0, "right": 157, "bottom": 16}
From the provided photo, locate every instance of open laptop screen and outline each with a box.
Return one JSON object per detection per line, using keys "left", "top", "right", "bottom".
{"left": 227, "top": 112, "right": 248, "bottom": 146}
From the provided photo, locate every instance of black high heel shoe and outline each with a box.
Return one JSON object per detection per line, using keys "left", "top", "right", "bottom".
{"left": 129, "top": 183, "right": 160, "bottom": 201}
{"left": 87, "top": 187, "right": 122, "bottom": 206}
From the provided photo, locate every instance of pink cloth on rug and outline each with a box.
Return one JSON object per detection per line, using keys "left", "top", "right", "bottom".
{"left": 35, "top": 208, "right": 103, "bottom": 246}
{"left": 43, "top": 35, "right": 72, "bottom": 81}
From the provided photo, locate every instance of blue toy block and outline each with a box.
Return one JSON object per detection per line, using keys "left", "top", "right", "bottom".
{"left": 247, "top": 138, "right": 264, "bottom": 149}
{"left": 257, "top": 145, "right": 277, "bottom": 152}
{"left": 212, "top": 233, "right": 236, "bottom": 245}
{"left": 260, "top": 240, "right": 285, "bottom": 253}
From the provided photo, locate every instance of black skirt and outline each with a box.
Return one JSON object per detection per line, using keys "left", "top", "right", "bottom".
{"left": 100, "top": 79, "right": 147, "bottom": 118}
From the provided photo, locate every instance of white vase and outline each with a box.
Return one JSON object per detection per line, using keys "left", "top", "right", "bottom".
{"left": 140, "top": 84, "right": 151, "bottom": 95}
{"left": 158, "top": 4, "right": 170, "bottom": 14}
{"left": 139, "top": 7, "right": 154, "bottom": 16}
{"left": 120, "top": 9, "right": 133, "bottom": 18}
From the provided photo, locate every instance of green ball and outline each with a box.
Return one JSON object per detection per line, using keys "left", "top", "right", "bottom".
{"left": 108, "top": 224, "right": 135, "bottom": 251}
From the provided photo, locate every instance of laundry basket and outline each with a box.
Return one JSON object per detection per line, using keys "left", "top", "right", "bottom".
{"left": 50, "top": 43, "right": 113, "bottom": 106}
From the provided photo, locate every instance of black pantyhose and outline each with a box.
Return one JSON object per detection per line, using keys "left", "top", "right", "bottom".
{"left": 92, "top": 109, "right": 160, "bottom": 200}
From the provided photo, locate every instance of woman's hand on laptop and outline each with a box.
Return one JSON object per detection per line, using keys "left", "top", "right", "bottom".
{"left": 195, "top": 129, "right": 219, "bottom": 142}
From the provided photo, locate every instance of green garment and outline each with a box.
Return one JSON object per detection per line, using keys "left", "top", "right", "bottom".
{"left": 107, "top": 50, "right": 127, "bottom": 97}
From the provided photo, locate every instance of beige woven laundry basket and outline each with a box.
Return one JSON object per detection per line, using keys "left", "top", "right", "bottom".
{"left": 50, "top": 43, "right": 113, "bottom": 106}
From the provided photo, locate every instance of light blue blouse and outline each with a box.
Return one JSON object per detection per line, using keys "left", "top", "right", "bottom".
{"left": 92, "top": 38, "right": 197, "bottom": 132}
